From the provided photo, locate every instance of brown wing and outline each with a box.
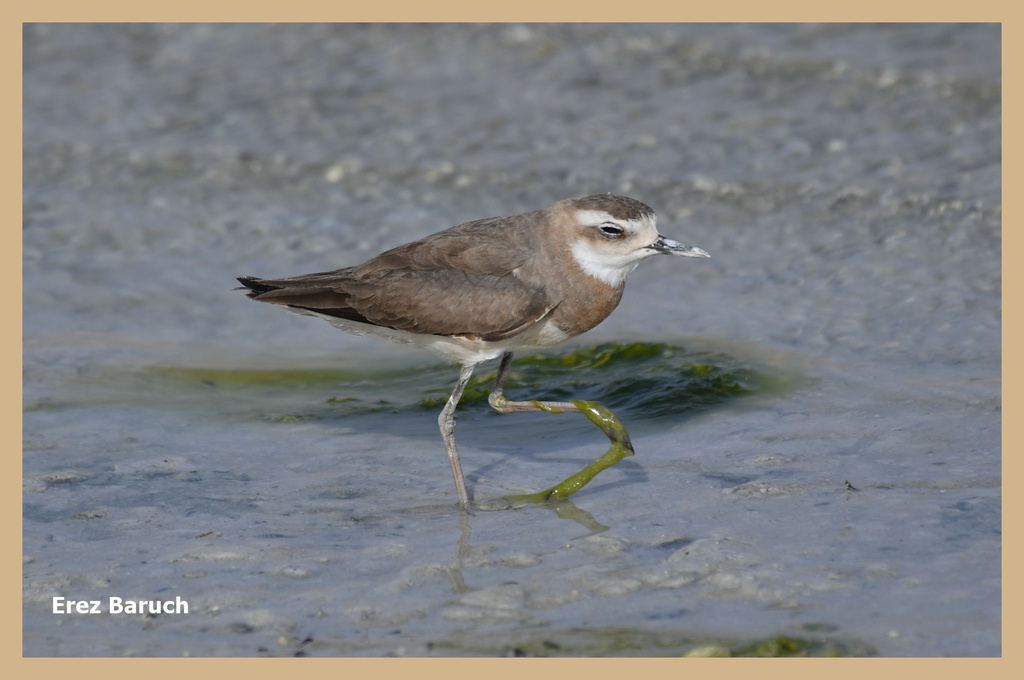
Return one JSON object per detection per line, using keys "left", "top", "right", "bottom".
{"left": 238, "top": 213, "right": 556, "bottom": 341}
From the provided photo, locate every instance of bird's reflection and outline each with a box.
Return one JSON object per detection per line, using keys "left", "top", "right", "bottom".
{"left": 436, "top": 496, "right": 609, "bottom": 595}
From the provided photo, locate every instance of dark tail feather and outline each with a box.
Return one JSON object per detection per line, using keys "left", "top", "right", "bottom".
{"left": 236, "top": 276, "right": 280, "bottom": 297}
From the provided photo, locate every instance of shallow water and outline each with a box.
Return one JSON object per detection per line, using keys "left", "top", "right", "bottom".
{"left": 23, "top": 24, "right": 1000, "bottom": 656}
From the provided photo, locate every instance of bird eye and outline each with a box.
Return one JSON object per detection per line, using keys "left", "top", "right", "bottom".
{"left": 599, "top": 222, "right": 624, "bottom": 238}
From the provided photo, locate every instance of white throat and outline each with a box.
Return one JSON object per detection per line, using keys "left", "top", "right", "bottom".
{"left": 570, "top": 238, "right": 648, "bottom": 287}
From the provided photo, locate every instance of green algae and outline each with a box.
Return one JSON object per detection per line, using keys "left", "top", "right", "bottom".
{"left": 421, "top": 627, "right": 874, "bottom": 657}
{"left": 420, "top": 342, "right": 787, "bottom": 421}
{"left": 111, "top": 341, "right": 791, "bottom": 423}
{"left": 148, "top": 366, "right": 367, "bottom": 387}
{"left": 503, "top": 399, "right": 635, "bottom": 504}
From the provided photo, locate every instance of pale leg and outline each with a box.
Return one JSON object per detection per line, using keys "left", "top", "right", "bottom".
{"left": 438, "top": 363, "right": 475, "bottom": 506}
{"left": 488, "top": 351, "right": 580, "bottom": 414}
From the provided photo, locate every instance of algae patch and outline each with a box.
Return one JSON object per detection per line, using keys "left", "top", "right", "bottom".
{"left": 422, "top": 627, "right": 873, "bottom": 657}
{"left": 422, "top": 342, "right": 789, "bottom": 421}
{"left": 45, "top": 342, "right": 796, "bottom": 425}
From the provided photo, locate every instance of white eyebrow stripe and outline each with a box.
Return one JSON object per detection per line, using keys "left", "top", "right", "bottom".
{"left": 574, "top": 210, "right": 658, "bottom": 233}
{"left": 574, "top": 210, "right": 619, "bottom": 225}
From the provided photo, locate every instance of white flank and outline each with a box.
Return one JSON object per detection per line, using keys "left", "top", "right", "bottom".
{"left": 292, "top": 307, "right": 571, "bottom": 366}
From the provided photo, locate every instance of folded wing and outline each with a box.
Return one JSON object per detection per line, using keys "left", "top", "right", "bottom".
{"left": 237, "top": 215, "right": 556, "bottom": 342}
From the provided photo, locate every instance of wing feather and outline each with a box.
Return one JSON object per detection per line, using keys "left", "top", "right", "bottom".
{"left": 237, "top": 212, "right": 556, "bottom": 341}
